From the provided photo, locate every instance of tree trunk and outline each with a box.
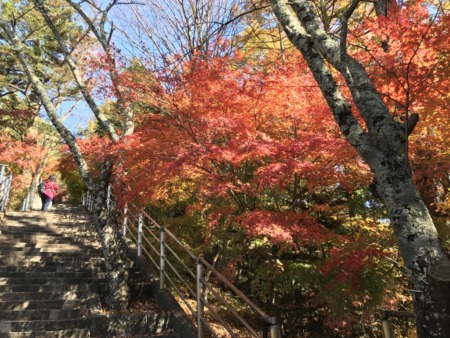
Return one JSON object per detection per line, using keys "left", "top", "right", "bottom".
{"left": 93, "top": 161, "right": 130, "bottom": 310}
{"left": 373, "top": 164, "right": 449, "bottom": 336}
{"left": 419, "top": 259, "right": 450, "bottom": 338}
{"left": 269, "top": 1, "right": 450, "bottom": 336}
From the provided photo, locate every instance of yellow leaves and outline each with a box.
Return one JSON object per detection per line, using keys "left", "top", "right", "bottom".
{"left": 0, "top": 1, "right": 13, "bottom": 20}
{"left": 436, "top": 189, "right": 450, "bottom": 214}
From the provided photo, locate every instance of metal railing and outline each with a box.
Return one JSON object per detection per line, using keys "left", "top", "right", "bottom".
{"left": 0, "top": 164, "right": 13, "bottom": 212}
{"left": 21, "top": 190, "right": 32, "bottom": 211}
{"left": 22, "top": 181, "right": 39, "bottom": 211}
{"left": 83, "top": 187, "right": 282, "bottom": 338}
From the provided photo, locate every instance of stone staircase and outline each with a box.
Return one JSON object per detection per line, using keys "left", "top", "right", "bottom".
{"left": 0, "top": 206, "right": 182, "bottom": 338}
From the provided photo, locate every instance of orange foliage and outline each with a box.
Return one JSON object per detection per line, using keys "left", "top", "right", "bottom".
{"left": 113, "top": 51, "right": 369, "bottom": 243}
{"left": 350, "top": 1, "right": 450, "bottom": 183}
{"left": 0, "top": 130, "right": 43, "bottom": 189}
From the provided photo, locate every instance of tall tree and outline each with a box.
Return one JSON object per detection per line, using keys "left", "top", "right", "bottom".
{"left": 113, "top": 0, "right": 247, "bottom": 70}
{"left": 269, "top": 0, "right": 450, "bottom": 337}
{"left": 0, "top": 0, "right": 131, "bottom": 310}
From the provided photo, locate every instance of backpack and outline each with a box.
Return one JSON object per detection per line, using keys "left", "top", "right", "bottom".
{"left": 37, "top": 182, "right": 46, "bottom": 194}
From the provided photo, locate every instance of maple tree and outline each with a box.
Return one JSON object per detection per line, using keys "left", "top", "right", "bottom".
{"left": 100, "top": 50, "right": 408, "bottom": 334}
{"left": 350, "top": 1, "right": 450, "bottom": 247}
{"left": 0, "top": 108, "right": 62, "bottom": 208}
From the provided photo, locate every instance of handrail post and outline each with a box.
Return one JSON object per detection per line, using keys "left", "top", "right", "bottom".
{"left": 122, "top": 205, "right": 128, "bottom": 237}
{"left": 21, "top": 196, "right": 27, "bottom": 212}
{"left": 196, "top": 260, "right": 205, "bottom": 338}
{"left": 23, "top": 192, "right": 30, "bottom": 211}
{"left": 0, "top": 164, "right": 6, "bottom": 184}
{"left": 89, "top": 193, "right": 93, "bottom": 211}
{"left": 106, "top": 185, "right": 111, "bottom": 210}
{"left": 137, "top": 212, "right": 143, "bottom": 257}
{"left": 26, "top": 191, "right": 30, "bottom": 211}
{"left": 268, "top": 317, "right": 281, "bottom": 338}
{"left": 160, "top": 227, "right": 165, "bottom": 289}
{"left": 1, "top": 175, "right": 12, "bottom": 212}
{"left": 382, "top": 313, "right": 395, "bottom": 338}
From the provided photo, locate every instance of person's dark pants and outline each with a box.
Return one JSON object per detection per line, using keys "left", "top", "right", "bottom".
{"left": 40, "top": 193, "right": 52, "bottom": 211}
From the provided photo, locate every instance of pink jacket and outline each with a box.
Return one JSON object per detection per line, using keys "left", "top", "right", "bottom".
{"left": 43, "top": 181, "right": 60, "bottom": 199}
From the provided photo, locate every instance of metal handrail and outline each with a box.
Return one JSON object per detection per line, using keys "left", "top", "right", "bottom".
{"left": 84, "top": 187, "right": 282, "bottom": 338}
{"left": 0, "top": 164, "right": 13, "bottom": 213}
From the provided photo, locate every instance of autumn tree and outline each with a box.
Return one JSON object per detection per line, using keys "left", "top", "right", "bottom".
{"left": 350, "top": 2, "right": 450, "bottom": 246}
{"left": 269, "top": 0, "right": 450, "bottom": 336}
{"left": 0, "top": 110, "right": 43, "bottom": 203}
{"left": 103, "top": 49, "right": 411, "bottom": 334}
{"left": 0, "top": 0, "right": 134, "bottom": 310}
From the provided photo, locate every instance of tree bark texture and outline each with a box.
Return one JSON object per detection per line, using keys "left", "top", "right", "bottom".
{"left": 269, "top": 1, "right": 449, "bottom": 336}
{"left": 94, "top": 160, "right": 130, "bottom": 310}
{"left": 419, "top": 259, "right": 450, "bottom": 337}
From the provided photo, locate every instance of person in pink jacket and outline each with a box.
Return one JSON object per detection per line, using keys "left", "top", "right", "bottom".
{"left": 40, "top": 174, "right": 60, "bottom": 211}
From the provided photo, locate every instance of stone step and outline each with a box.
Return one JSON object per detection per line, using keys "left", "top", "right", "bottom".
{"left": 0, "top": 308, "right": 88, "bottom": 321}
{"left": 0, "top": 206, "right": 186, "bottom": 338}
{"left": 2, "top": 329, "right": 181, "bottom": 338}
{"left": 0, "top": 318, "right": 91, "bottom": 333}
{"left": 0, "top": 236, "right": 100, "bottom": 246}
{"left": 0, "top": 268, "right": 143, "bottom": 282}
{"left": 0, "top": 269, "right": 143, "bottom": 282}
{"left": 0, "top": 250, "right": 103, "bottom": 258}
{"left": 0, "top": 277, "right": 106, "bottom": 286}
{"left": 0, "top": 236, "right": 97, "bottom": 243}
{"left": 0, "top": 231, "right": 77, "bottom": 237}
{"left": 0, "top": 255, "right": 104, "bottom": 265}
{"left": 0, "top": 271, "right": 103, "bottom": 279}
{"left": 2, "top": 328, "right": 91, "bottom": 338}
{"left": 0, "top": 256, "right": 104, "bottom": 263}
{"left": 0, "top": 290, "right": 89, "bottom": 302}
{"left": 0, "top": 264, "right": 106, "bottom": 274}
{"left": 0, "top": 246, "right": 100, "bottom": 253}
{"left": 0, "top": 283, "right": 96, "bottom": 293}
{"left": 0, "top": 298, "right": 92, "bottom": 311}
{"left": 0, "top": 226, "right": 95, "bottom": 233}
{"left": 0, "top": 232, "right": 93, "bottom": 238}
{"left": 0, "top": 249, "right": 102, "bottom": 256}
{"left": 0, "top": 230, "right": 96, "bottom": 238}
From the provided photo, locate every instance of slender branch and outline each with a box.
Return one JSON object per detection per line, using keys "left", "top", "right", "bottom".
{"left": 34, "top": 0, "right": 120, "bottom": 141}
{"left": 339, "top": 0, "right": 360, "bottom": 60}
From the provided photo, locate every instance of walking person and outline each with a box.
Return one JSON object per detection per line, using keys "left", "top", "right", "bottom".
{"left": 39, "top": 175, "right": 59, "bottom": 212}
